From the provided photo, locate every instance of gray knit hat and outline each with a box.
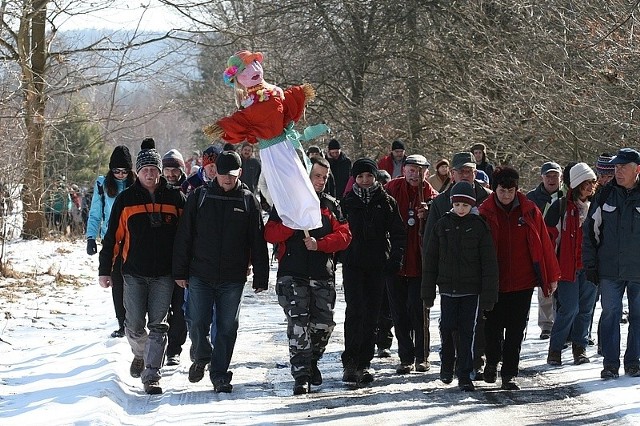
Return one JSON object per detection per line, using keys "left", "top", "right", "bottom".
{"left": 136, "top": 138, "right": 163, "bottom": 173}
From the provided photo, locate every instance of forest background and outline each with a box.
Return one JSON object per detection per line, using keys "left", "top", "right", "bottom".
{"left": 1, "top": 0, "right": 638, "bottom": 238}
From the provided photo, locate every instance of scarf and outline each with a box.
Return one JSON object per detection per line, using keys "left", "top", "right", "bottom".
{"left": 575, "top": 198, "right": 590, "bottom": 226}
{"left": 352, "top": 181, "right": 381, "bottom": 205}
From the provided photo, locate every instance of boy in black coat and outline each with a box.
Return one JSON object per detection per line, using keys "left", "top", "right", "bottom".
{"left": 422, "top": 181, "right": 499, "bottom": 391}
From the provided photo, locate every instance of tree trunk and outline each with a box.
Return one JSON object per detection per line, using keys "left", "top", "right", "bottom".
{"left": 21, "top": 1, "right": 48, "bottom": 238}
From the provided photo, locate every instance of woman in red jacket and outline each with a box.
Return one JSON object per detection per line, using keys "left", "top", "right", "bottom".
{"left": 479, "top": 166, "right": 560, "bottom": 390}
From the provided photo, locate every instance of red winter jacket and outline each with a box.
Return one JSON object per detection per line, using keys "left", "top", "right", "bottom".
{"left": 479, "top": 192, "right": 561, "bottom": 296}
{"left": 377, "top": 154, "right": 405, "bottom": 178}
{"left": 544, "top": 191, "right": 585, "bottom": 283}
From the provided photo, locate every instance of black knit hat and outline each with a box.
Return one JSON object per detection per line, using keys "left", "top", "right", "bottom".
{"left": 391, "top": 140, "right": 405, "bottom": 151}
{"left": 328, "top": 139, "right": 341, "bottom": 150}
{"left": 351, "top": 158, "right": 378, "bottom": 177}
{"left": 450, "top": 181, "right": 476, "bottom": 206}
{"left": 109, "top": 145, "right": 132, "bottom": 170}
{"left": 135, "top": 138, "right": 163, "bottom": 173}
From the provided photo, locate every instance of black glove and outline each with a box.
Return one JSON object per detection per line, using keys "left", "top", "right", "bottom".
{"left": 86, "top": 238, "right": 97, "bottom": 256}
{"left": 585, "top": 269, "right": 599, "bottom": 286}
{"left": 383, "top": 258, "right": 402, "bottom": 276}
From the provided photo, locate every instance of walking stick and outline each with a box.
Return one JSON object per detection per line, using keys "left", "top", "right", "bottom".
{"left": 417, "top": 166, "right": 430, "bottom": 360}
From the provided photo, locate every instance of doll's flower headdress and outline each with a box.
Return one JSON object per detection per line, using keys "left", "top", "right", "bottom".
{"left": 223, "top": 50, "right": 264, "bottom": 87}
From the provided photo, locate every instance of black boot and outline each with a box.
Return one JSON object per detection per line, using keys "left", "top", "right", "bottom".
{"left": 293, "top": 376, "right": 310, "bottom": 395}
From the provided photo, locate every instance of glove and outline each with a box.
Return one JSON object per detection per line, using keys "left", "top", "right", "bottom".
{"left": 585, "top": 269, "right": 599, "bottom": 286}
{"left": 383, "top": 258, "right": 402, "bottom": 276}
{"left": 86, "top": 238, "right": 97, "bottom": 256}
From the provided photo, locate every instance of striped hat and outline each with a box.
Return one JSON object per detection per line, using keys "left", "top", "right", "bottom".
{"left": 136, "top": 138, "right": 163, "bottom": 173}
{"left": 595, "top": 153, "right": 614, "bottom": 176}
{"left": 450, "top": 181, "right": 476, "bottom": 206}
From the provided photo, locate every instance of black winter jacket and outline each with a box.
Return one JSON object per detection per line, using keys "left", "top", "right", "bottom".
{"left": 340, "top": 186, "right": 406, "bottom": 270}
{"left": 421, "top": 211, "right": 499, "bottom": 310}
{"left": 98, "top": 177, "right": 185, "bottom": 277}
{"left": 172, "top": 180, "right": 269, "bottom": 289}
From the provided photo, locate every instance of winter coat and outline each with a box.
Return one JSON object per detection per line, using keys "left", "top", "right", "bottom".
{"left": 545, "top": 191, "right": 585, "bottom": 282}
{"left": 181, "top": 168, "right": 207, "bottom": 195}
{"left": 327, "top": 152, "right": 352, "bottom": 199}
{"left": 377, "top": 154, "right": 405, "bottom": 179}
{"left": 264, "top": 192, "right": 352, "bottom": 280}
{"left": 384, "top": 177, "right": 439, "bottom": 277}
{"left": 98, "top": 177, "right": 185, "bottom": 278}
{"left": 526, "top": 183, "right": 564, "bottom": 217}
{"left": 422, "top": 211, "right": 499, "bottom": 310}
{"left": 86, "top": 176, "right": 128, "bottom": 240}
{"left": 424, "top": 181, "right": 491, "bottom": 248}
{"left": 479, "top": 192, "right": 561, "bottom": 296}
{"left": 172, "top": 179, "right": 269, "bottom": 290}
{"left": 582, "top": 179, "right": 640, "bottom": 281}
{"left": 340, "top": 185, "right": 406, "bottom": 270}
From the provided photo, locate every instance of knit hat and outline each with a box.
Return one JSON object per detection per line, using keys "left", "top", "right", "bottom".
{"left": 351, "top": 158, "right": 378, "bottom": 177}
{"left": 328, "top": 139, "right": 341, "bottom": 150}
{"left": 435, "top": 158, "right": 450, "bottom": 169}
{"left": 162, "top": 149, "right": 185, "bottom": 173}
{"left": 216, "top": 151, "right": 242, "bottom": 176}
{"left": 569, "top": 162, "right": 597, "bottom": 189}
{"left": 391, "top": 140, "right": 405, "bottom": 151}
{"left": 595, "top": 153, "right": 615, "bottom": 176}
{"left": 306, "top": 145, "right": 322, "bottom": 156}
{"left": 135, "top": 138, "right": 163, "bottom": 173}
{"left": 223, "top": 50, "right": 264, "bottom": 86}
{"left": 404, "top": 154, "right": 430, "bottom": 168}
{"left": 450, "top": 181, "right": 476, "bottom": 206}
{"left": 475, "top": 169, "right": 490, "bottom": 185}
{"left": 202, "top": 145, "right": 222, "bottom": 167}
{"left": 109, "top": 145, "right": 132, "bottom": 170}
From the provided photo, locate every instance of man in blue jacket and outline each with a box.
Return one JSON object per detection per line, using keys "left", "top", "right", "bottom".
{"left": 583, "top": 148, "right": 640, "bottom": 380}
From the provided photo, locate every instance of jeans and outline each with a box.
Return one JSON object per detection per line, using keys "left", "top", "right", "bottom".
{"left": 186, "top": 276, "right": 244, "bottom": 382}
{"left": 122, "top": 274, "right": 174, "bottom": 384}
{"left": 439, "top": 295, "right": 479, "bottom": 382}
{"left": 599, "top": 278, "right": 640, "bottom": 370}
{"left": 549, "top": 269, "right": 598, "bottom": 352}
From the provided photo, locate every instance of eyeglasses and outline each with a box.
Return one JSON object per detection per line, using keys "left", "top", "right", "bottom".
{"left": 112, "top": 168, "right": 129, "bottom": 175}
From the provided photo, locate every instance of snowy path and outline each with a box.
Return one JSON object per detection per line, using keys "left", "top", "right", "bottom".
{"left": 0, "top": 239, "right": 638, "bottom": 425}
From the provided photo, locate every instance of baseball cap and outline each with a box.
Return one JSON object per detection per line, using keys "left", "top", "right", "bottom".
{"left": 609, "top": 148, "right": 640, "bottom": 165}
{"left": 451, "top": 152, "right": 475, "bottom": 170}
{"left": 216, "top": 151, "right": 242, "bottom": 176}
{"left": 540, "top": 162, "right": 562, "bottom": 175}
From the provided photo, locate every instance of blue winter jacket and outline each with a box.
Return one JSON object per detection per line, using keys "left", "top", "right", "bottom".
{"left": 582, "top": 179, "right": 640, "bottom": 281}
{"left": 85, "top": 176, "right": 127, "bottom": 240}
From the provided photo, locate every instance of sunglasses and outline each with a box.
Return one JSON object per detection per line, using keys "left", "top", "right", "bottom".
{"left": 112, "top": 168, "right": 129, "bottom": 175}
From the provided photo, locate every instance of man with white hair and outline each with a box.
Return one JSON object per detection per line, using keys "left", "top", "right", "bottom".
{"left": 583, "top": 148, "right": 640, "bottom": 380}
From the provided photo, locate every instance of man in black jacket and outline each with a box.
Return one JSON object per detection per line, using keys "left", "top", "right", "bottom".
{"left": 98, "top": 138, "right": 185, "bottom": 395}
{"left": 173, "top": 150, "right": 269, "bottom": 393}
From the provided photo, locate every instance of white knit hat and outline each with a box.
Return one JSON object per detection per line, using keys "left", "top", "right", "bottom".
{"left": 569, "top": 162, "right": 597, "bottom": 189}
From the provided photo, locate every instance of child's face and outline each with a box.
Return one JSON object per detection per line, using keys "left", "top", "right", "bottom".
{"left": 453, "top": 202, "right": 472, "bottom": 217}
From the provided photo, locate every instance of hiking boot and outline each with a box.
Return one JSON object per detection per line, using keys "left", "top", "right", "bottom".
{"left": 415, "top": 361, "right": 431, "bottom": 372}
{"left": 484, "top": 364, "right": 497, "bottom": 384}
{"left": 601, "top": 367, "right": 619, "bottom": 380}
{"left": 130, "top": 357, "right": 144, "bottom": 378}
{"left": 625, "top": 365, "right": 640, "bottom": 377}
{"left": 458, "top": 380, "right": 475, "bottom": 392}
{"left": 547, "top": 350, "right": 562, "bottom": 366}
{"left": 342, "top": 366, "right": 358, "bottom": 383}
{"left": 572, "top": 344, "right": 589, "bottom": 365}
{"left": 293, "top": 376, "right": 310, "bottom": 395}
{"left": 440, "top": 370, "right": 454, "bottom": 384}
{"left": 539, "top": 330, "right": 551, "bottom": 340}
{"left": 143, "top": 380, "right": 162, "bottom": 395}
{"left": 111, "top": 326, "right": 125, "bottom": 338}
{"left": 213, "top": 371, "right": 233, "bottom": 393}
{"left": 377, "top": 348, "right": 392, "bottom": 358}
{"left": 501, "top": 377, "right": 520, "bottom": 390}
{"left": 166, "top": 353, "right": 180, "bottom": 366}
{"left": 357, "top": 368, "right": 374, "bottom": 384}
{"left": 310, "top": 361, "right": 322, "bottom": 386}
{"left": 188, "top": 361, "right": 207, "bottom": 383}
{"left": 396, "top": 363, "right": 414, "bottom": 374}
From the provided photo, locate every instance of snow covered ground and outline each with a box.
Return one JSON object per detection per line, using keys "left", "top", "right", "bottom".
{"left": 0, "top": 239, "right": 638, "bottom": 425}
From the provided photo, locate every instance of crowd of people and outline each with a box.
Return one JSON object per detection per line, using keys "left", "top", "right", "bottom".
{"left": 86, "top": 135, "right": 640, "bottom": 397}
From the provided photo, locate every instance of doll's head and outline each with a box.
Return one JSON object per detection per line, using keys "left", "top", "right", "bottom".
{"left": 224, "top": 50, "right": 264, "bottom": 88}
